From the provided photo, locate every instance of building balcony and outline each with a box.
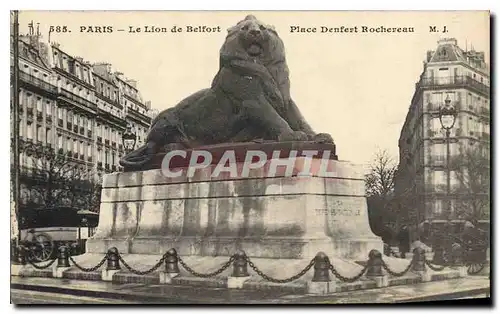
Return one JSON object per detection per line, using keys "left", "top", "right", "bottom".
{"left": 416, "top": 75, "right": 490, "bottom": 97}
{"left": 59, "top": 88, "right": 97, "bottom": 111}
{"left": 18, "top": 71, "right": 58, "bottom": 95}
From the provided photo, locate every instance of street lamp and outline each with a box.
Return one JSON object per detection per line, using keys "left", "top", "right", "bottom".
{"left": 122, "top": 125, "right": 137, "bottom": 154}
{"left": 437, "top": 94, "right": 457, "bottom": 263}
{"left": 439, "top": 94, "right": 457, "bottom": 219}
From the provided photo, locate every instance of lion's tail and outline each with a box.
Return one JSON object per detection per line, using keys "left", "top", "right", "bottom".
{"left": 119, "top": 144, "right": 153, "bottom": 170}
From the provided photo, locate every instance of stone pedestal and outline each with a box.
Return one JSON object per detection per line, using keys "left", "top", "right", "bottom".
{"left": 87, "top": 151, "right": 382, "bottom": 260}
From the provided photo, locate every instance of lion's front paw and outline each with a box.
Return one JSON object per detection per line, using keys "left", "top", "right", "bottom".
{"left": 278, "top": 130, "right": 309, "bottom": 142}
{"left": 313, "top": 133, "right": 334, "bottom": 144}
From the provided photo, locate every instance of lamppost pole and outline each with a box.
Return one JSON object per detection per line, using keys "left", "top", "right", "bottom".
{"left": 436, "top": 94, "right": 457, "bottom": 263}
{"left": 446, "top": 128, "right": 451, "bottom": 219}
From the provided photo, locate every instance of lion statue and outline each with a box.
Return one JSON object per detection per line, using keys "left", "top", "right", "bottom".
{"left": 121, "top": 15, "right": 333, "bottom": 170}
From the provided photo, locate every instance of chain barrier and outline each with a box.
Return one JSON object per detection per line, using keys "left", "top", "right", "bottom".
{"left": 246, "top": 256, "right": 315, "bottom": 283}
{"left": 381, "top": 259, "right": 413, "bottom": 277}
{"left": 27, "top": 258, "right": 57, "bottom": 270}
{"left": 328, "top": 262, "right": 368, "bottom": 283}
{"left": 178, "top": 255, "right": 235, "bottom": 278}
{"left": 425, "top": 260, "right": 446, "bottom": 271}
{"left": 117, "top": 252, "right": 168, "bottom": 275}
{"left": 69, "top": 254, "right": 108, "bottom": 272}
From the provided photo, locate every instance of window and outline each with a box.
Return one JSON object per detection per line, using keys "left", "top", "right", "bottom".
{"left": 58, "top": 134, "right": 63, "bottom": 149}
{"left": 433, "top": 200, "right": 443, "bottom": 215}
{"left": 73, "top": 139, "right": 78, "bottom": 153}
{"left": 26, "top": 93, "right": 32, "bottom": 108}
{"left": 80, "top": 141, "right": 84, "bottom": 155}
{"left": 66, "top": 137, "right": 71, "bottom": 151}
{"left": 58, "top": 107, "right": 63, "bottom": 119}
{"left": 45, "top": 101, "right": 51, "bottom": 116}
{"left": 87, "top": 144, "right": 92, "bottom": 156}
{"left": 73, "top": 113, "right": 78, "bottom": 125}
{"left": 46, "top": 128, "right": 51, "bottom": 144}
{"left": 467, "top": 93, "right": 473, "bottom": 107}
{"left": 36, "top": 125, "right": 42, "bottom": 142}
{"left": 36, "top": 97, "right": 42, "bottom": 112}
{"left": 87, "top": 119, "right": 92, "bottom": 129}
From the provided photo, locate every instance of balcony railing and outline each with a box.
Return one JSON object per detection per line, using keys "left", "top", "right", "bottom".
{"left": 417, "top": 75, "right": 490, "bottom": 96}
{"left": 59, "top": 88, "right": 97, "bottom": 110}
{"left": 18, "top": 71, "right": 58, "bottom": 94}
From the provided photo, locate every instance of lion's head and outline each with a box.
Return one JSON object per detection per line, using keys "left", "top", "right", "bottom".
{"left": 220, "top": 15, "right": 286, "bottom": 66}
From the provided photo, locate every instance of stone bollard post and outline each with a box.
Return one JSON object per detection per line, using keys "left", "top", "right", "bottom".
{"left": 54, "top": 245, "right": 71, "bottom": 278}
{"left": 18, "top": 245, "right": 27, "bottom": 265}
{"left": 160, "top": 249, "right": 180, "bottom": 284}
{"left": 308, "top": 252, "right": 332, "bottom": 294}
{"left": 365, "top": 249, "right": 388, "bottom": 288}
{"left": 228, "top": 250, "right": 251, "bottom": 289}
{"left": 11, "top": 245, "right": 27, "bottom": 276}
{"left": 57, "top": 245, "right": 71, "bottom": 268}
{"left": 412, "top": 247, "right": 431, "bottom": 282}
{"left": 102, "top": 247, "right": 121, "bottom": 282}
{"left": 432, "top": 245, "right": 446, "bottom": 265}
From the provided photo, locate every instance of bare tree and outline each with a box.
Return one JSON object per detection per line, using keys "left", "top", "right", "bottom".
{"left": 17, "top": 140, "right": 101, "bottom": 211}
{"left": 450, "top": 143, "right": 490, "bottom": 223}
{"left": 365, "top": 149, "right": 398, "bottom": 199}
{"left": 365, "top": 149, "right": 398, "bottom": 241}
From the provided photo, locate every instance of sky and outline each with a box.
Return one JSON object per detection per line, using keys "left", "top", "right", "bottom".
{"left": 16, "top": 11, "right": 489, "bottom": 165}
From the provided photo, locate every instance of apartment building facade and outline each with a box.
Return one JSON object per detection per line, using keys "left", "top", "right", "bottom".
{"left": 395, "top": 38, "right": 490, "bottom": 242}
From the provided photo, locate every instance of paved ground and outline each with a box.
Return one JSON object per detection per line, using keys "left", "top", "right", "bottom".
{"left": 11, "top": 275, "right": 490, "bottom": 304}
